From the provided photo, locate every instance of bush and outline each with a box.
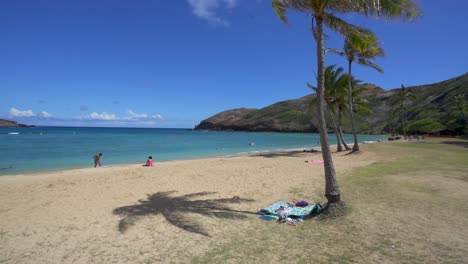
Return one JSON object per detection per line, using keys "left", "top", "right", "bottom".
{"left": 406, "top": 118, "right": 445, "bottom": 134}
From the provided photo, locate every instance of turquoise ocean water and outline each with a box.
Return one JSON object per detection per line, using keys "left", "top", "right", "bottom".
{"left": 0, "top": 127, "right": 386, "bottom": 175}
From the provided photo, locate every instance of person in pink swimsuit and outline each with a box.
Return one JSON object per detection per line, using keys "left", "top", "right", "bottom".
{"left": 145, "top": 156, "right": 154, "bottom": 167}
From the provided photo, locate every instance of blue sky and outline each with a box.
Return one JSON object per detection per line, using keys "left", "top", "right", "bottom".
{"left": 1, "top": 0, "right": 467, "bottom": 128}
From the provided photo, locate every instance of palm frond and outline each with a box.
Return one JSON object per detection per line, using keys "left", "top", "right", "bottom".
{"left": 326, "top": 47, "right": 345, "bottom": 56}
{"left": 356, "top": 58, "right": 384, "bottom": 73}
{"left": 348, "top": 0, "right": 421, "bottom": 21}
{"left": 347, "top": 29, "right": 382, "bottom": 52}
{"left": 307, "top": 82, "right": 317, "bottom": 92}
{"left": 272, "top": 0, "right": 289, "bottom": 24}
{"left": 322, "top": 12, "right": 370, "bottom": 40}
{"left": 342, "top": 28, "right": 385, "bottom": 74}
{"left": 272, "top": 0, "right": 318, "bottom": 24}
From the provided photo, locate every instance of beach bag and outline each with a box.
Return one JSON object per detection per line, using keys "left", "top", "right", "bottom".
{"left": 308, "top": 203, "right": 323, "bottom": 217}
{"left": 295, "top": 201, "right": 308, "bottom": 207}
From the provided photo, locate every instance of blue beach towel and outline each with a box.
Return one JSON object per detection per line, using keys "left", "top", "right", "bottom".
{"left": 258, "top": 200, "right": 289, "bottom": 215}
{"left": 258, "top": 200, "right": 319, "bottom": 223}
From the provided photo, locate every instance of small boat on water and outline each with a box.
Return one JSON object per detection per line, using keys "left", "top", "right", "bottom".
{"left": 8, "top": 132, "right": 20, "bottom": 135}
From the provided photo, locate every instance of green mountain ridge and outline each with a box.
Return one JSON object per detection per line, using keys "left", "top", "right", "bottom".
{"left": 195, "top": 73, "right": 468, "bottom": 134}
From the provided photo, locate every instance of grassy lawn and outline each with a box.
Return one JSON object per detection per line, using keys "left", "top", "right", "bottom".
{"left": 192, "top": 139, "right": 468, "bottom": 263}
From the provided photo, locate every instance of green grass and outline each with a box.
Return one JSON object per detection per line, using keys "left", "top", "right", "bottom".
{"left": 191, "top": 139, "right": 468, "bottom": 263}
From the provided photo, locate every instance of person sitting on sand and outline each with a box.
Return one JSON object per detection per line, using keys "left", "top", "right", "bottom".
{"left": 94, "top": 153, "right": 102, "bottom": 168}
{"left": 145, "top": 156, "right": 154, "bottom": 167}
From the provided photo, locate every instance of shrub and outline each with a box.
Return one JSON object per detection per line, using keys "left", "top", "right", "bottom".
{"left": 406, "top": 118, "right": 445, "bottom": 134}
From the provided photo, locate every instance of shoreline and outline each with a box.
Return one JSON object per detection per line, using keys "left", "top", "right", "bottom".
{"left": 0, "top": 146, "right": 325, "bottom": 177}
{"left": 0, "top": 126, "right": 387, "bottom": 176}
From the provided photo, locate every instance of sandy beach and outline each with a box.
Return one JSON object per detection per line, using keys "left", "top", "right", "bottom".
{"left": 0, "top": 147, "right": 376, "bottom": 263}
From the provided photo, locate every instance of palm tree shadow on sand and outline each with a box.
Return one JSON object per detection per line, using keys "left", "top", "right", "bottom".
{"left": 113, "top": 191, "right": 256, "bottom": 237}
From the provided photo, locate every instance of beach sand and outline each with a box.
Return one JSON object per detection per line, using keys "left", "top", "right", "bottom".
{"left": 0, "top": 148, "right": 375, "bottom": 263}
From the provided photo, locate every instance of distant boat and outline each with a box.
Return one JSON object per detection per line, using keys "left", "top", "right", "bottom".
{"left": 8, "top": 132, "right": 20, "bottom": 135}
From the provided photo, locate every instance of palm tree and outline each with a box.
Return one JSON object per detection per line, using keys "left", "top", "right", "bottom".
{"left": 396, "top": 84, "right": 416, "bottom": 137}
{"left": 342, "top": 30, "right": 384, "bottom": 152}
{"left": 308, "top": 65, "right": 350, "bottom": 152}
{"left": 330, "top": 69, "right": 353, "bottom": 151}
{"left": 271, "top": 0, "right": 419, "bottom": 209}
{"left": 335, "top": 74, "right": 367, "bottom": 151}
{"left": 309, "top": 81, "right": 343, "bottom": 152}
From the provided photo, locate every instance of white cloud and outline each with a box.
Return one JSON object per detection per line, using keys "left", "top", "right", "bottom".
{"left": 126, "top": 110, "right": 163, "bottom": 121}
{"left": 187, "top": 0, "right": 238, "bottom": 26}
{"left": 5, "top": 107, "right": 164, "bottom": 127}
{"left": 82, "top": 110, "right": 163, "bottom": 124}
{"left": 9, "top": 107, "right": 35, "bottom": 117}
{"left": 39, "top": 111, "right": 52, "bottom": 118}
{"left": 152, "top": 114, "right": 163, "bottom": 120}
{"left": 89, "top": 112, "right": 117, "bottom": 120}
{"left": 127, "top": 110, "right": 148, "bottom": 119}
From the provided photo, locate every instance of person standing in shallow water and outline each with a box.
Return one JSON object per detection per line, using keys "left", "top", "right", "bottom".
{"left": 94, "top": 153, "right": 102, "bottom": 168}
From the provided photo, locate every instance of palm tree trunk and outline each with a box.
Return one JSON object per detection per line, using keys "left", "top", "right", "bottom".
{"left": 338, "top": 109, "right": 351, "bottom": 150}
{"left": 315, "top": 16, "right": 340, "bottom": 204}
{"left": 402, "top": 115, "right": 407, "bottom": 138}
{"left": 347, "top": 60, "right": 359, "bottom": 152}
{"left": 328, "top": 108, "right": 343, "bottom": 152}
{"left": 462, "top": 109, "right": 468, "bottom": 126}
{"left": 399, "top": 105, "right": 405, "bottom": 136}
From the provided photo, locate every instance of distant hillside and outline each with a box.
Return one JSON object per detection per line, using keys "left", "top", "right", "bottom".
{"left": 0, "top": 119, "right": 34, "bottom": 128}
{"left": 195, "top": 95, "right": 317, "bottom": 132}
{"left": 364, "top": 73, "right": 468, "bottom": 134}
{"left": 195, "top": 73, "right": 468, "bottom": 134}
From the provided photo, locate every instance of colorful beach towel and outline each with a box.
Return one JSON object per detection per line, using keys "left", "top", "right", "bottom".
{"left": 258, "top": 200, "right": 323, "bottom": 225}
